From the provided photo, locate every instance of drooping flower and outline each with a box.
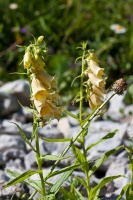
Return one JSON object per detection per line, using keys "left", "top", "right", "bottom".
{"left": 85, "top": 52, "right": 106, "bottom": 110}
{"left": 23, "top": 36, "right": 62, "bottom": 122}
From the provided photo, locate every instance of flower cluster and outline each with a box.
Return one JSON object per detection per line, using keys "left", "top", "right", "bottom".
{"left": 85, "top": 53, "right": 106, "bottom": 110}
{"left": 23, "top": 36, "right": 62, "bottom": 122}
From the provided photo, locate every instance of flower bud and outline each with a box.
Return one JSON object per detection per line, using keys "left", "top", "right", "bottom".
{"left": 37, "top": 36, "right": 44, "bottom": 44}
{"left": 23, "top": 51, "right": 31, "bottom": 68}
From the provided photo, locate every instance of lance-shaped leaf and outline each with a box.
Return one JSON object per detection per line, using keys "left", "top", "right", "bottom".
{"left": 3, "top": 169, "right": 40, "bottom": 189}
{"left": 89, "top": 146, "right": 123, "bottom": 177}
{"left": 86, "top": 129, "right": 118, "bottom": 152}
{"left": 10, "top": 122, "right": 36, "bottom": 152}
{"left": 89, "top": 175, "right": 123, "bottom": 199}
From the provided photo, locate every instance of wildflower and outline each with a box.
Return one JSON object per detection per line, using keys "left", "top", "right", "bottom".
{"left": 23, "top": 36, "right": 62, "bottom": 122}
{"left": 9, "top": 3, "right": 18, "bottom": 10}
{"left": 31, "top": 73, "right": 62, "bottom": 121}
{"left": 110, "top": 24, "right": 127, "bottom": 34}
{"left": 20, "top": 27, "right": 27, "bottom": 34}
{"left": 85, "top": 53, "right": 106, "bottom": 110}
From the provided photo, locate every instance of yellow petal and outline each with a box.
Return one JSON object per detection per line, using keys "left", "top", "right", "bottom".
{"left": 89, "top": 92, "right": 103, "bottom": 106}
{"left": 89, "top": 60, "right": 104, "bottom": 77}
{"left": 88, "top": 73, "right": 105, "bottom": 88}
{"left": 36, "top": 70, "right": 57, "bottom": 89}
{"left": 92, "top": 85, "right": 106, "bottom": 98}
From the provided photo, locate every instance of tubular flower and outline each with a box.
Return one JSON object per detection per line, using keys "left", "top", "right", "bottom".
{"left": 31, "top": 73, "right": 62, "bottom": 121}
{"left": 23, "top": 36, "right": 62, "bottom": 122}
{"left": 86, "top": 52, "right": 107, "bottom": 110}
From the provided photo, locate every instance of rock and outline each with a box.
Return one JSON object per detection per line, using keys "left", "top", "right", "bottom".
{"left": 103, "top": 93, "right": 125, "bottom": 121}
{"left": 38, "top": 126, "right": 64, "bottom": 139}
{"left": 105, "top": 157, "right": 128, "bottom": 190}
{"left": 67, "top": 110, "right": 79, "bottom": 127}
{"left": 3, "top": 148, "right": 26, "bottom": 162}
{"left": 0, "top": 93, "right": 19, "bottom": 117}
{"left": 0, "top": 135, "right": 26, "bottom": 152}
{"left": 57, "top": 117, "right": 71, "bottom": 137}
{"left": 85, "top": 121, "right": 128, "bottom": 154}
{"left": 0, "top": 79, "right": 30, "bottom": 106}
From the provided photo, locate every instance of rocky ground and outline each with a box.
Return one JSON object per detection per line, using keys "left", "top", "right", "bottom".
{"left": 0, "top": 79, "right": 133, "bottom": 200}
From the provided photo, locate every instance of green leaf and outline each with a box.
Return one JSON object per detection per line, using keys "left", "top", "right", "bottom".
{"left": 50, "top": 168, "right": 74, "bottom": 194}
{"left": 18, "top": 101, "right": 36, "bottom": 114}
{"left": 40, "top": 154, "right": 73, "bottom": 161}
{"left": 72, "top": 145, "right": 88, "bottom": 171}
{"left": 42, "top": 138, "right": 72, "bottom": 142}
{"left": 74, "top": 188, "right": 85, "bottom": 200}
{"left": 116, "top": 184, "right": 130, "bottom": 200}
{"left": 72, "top": 145, "right": 86, "bottom": 164}
{"left": 89, "top": 146, "right": 123, "bottom": 176}
{"left": 48, "top": 164, "right": 81, "bottom": 179}
{"left": 59, "top": 187, "right": 77, "bottom": 200}
{"left": 86, "top": 129, "right": 118, "bottom": 152}
{"left": 74, "top": 176, "right": 87, "bottom": 189}
{"left": 3, "top": 169, "right": 39, "bottom": 189}
{"left": 89, "top": 175, "right": 123, "bottom": 198}
{"left": 62, "top": 109, "right": 79, "bottom": 121}
{"left": 10, "top": 122, "right": 36, "bottom": 152}
{"left": 4, "top": 169, "right": 42, "bottom": 194}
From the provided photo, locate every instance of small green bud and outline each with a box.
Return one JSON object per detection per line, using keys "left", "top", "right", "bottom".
{"left": 37, "top": 36, "right": 44, "bottom": 44}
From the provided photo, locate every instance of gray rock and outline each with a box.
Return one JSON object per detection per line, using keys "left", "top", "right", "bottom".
{"left": 57, "top": 117, "right": 71, "bottom": 137}
{"left": 0, "top": 135, "right": 26, "bottom": 152}
{"left": 105, "top": 157, "right": 128, "bottom": 189}
{"left": 85, "top": 121, "right": 127, "bottom": 153}
{"left": 3, "top": 148, "right": 26, "bottom": 162}
{"left": 67, "top": 110, "right": 79, "bottom": 127}
{"left": 103, "top": 93, "right": 125, "bottom": 121}
{"left": 38, "top": 127, "right": 64, "bottom": 139}
{"left": 0, "top": 92, "right": 19, "bottom": 117}
{"left": 0, "top": 79, "right": 30, "bottom": 106}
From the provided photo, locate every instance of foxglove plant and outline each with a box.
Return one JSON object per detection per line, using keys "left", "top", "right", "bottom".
{"left": 3, "top": 38, "right": 128, "bottom": 200}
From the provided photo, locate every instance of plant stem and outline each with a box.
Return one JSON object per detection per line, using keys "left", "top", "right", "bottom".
{"left": 45, "top": 92, "right": 116, "bottom": 181}
{"left": 34, "top": 120, "right": 46, "bottom": 196}
{"left": 79, "top": 46, "right": 90, "bottom": 198}
{"left": 79, "top": 45, "right": 85, "bottom": 123}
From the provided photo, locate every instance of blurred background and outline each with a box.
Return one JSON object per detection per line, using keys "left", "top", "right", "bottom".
{"left": 0, "top": 0, "right": 133, "bottom": 104}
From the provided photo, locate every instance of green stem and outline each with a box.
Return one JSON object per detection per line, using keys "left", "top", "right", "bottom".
{"left": 79, "top": 44, "right": 91, "bottom": 198}
{"left": 34, "top": 120, "right": 46, "bottom": 196}
{"left": 28, "top": 72, "right": 45, "bottom": 196}
{"left": 45, "top": 92, "right": 116, "bottom": 181}
{"left": 79, "top": 47, "right": 85, "bottom": 123}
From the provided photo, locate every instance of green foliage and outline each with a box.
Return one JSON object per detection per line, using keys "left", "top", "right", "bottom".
{"left": 0, "top": 0, "right": 133, "bottom": 102}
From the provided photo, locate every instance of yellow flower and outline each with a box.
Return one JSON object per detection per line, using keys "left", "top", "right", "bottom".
{"left": 86, "top": 52, "right": 107, "bottom": 110}
{"left": 31, "top": 76, "right": 48, "bottom": 103}
{"left": 88, "top": 73, "right": 105, "bottom": 88}
{"left": 34, "top": 99, "right": 62, "bottom": 120}
{"left": 31, "top": 72, "right": 62, "bottom": 121}
{"left": 89, "top": 92, "right": 104, "bottom": 110}
{"left": 36, "top": 70, "right": 57, "bottom": 89}
{"left": 92, "top": 85, "right": 106, "bottom": 98}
